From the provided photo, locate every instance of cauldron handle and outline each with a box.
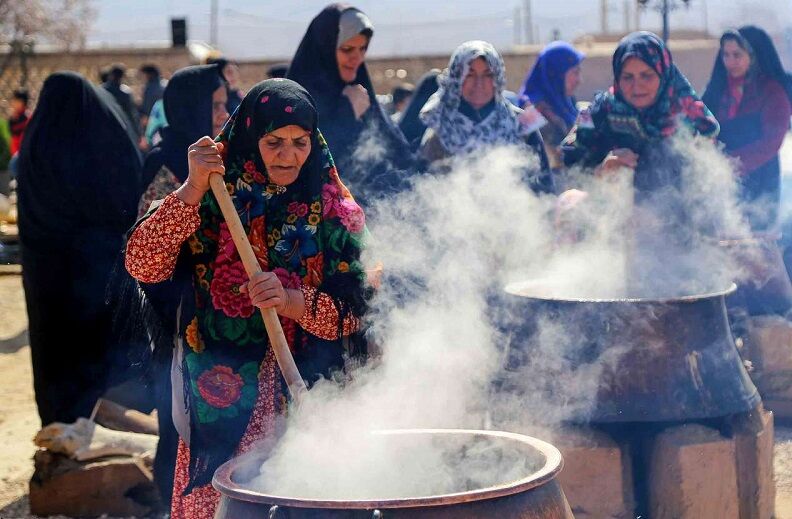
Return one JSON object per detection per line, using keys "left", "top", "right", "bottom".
{"left": 266, "top": 505, "right": 383, "bottom": 517}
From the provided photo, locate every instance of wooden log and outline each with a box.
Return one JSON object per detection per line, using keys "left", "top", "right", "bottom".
{"left": 92, "top": 397, "right": 158, "bottom": 435}
{"left": 29, "top": 450, "right": 160, "bottom": 517}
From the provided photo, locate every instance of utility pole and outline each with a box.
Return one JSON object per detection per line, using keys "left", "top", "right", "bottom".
{"left": 702, "top": 0, "right": 709, "bottom": 36}
{"left": 601, "top": 0, "right": 609, "bottom": 35}
{"left": 210, "top": 0, "right": 218, "bottom": 46}
{"left": 523, "top": 0, "right": 534, "bottom": 45}
{"left": 661, "top": 0, "right": 670, "bottom": 42}
{"left": 513, "top": 5, "right": 522, "bottom": 46}
{"left": 624, "top": 0, "right": 631, "bottom": 32}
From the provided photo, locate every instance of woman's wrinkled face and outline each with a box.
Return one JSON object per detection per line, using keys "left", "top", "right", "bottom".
{"left": 336, "top": 34, "right": 369, "bottom": 83}
{"left": 617, "top": 57, "right": 661, "bottom": 110}
{"left": 565, "top": 65, "right": 582, "bottom": 97}
{"left": 722, "top": 39, "right": 751, "bottom": 79}
{"left": 462, "top": 57, "right": 495, "bottom": 110}
{"left": 212, "top": 85, "right": 229, "bottom": 137}
{"left": 258, "top": 125, "right": 312, "bottom": 186}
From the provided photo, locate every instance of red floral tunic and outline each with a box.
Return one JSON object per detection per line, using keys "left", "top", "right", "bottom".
{"left": 125, "top": 193, "right": 360, "bottom": 518}
{"left": 125, "top": 193, "right": 359, "bottom": 339}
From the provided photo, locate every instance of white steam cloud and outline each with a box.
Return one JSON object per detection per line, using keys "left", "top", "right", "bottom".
{"left": 241, "top": 133, "right": 752, "bottom": 501}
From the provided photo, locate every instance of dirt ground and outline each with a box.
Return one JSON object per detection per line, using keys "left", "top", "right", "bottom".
{"left": 4, "top": 266, "right": 792, "bottom": 518}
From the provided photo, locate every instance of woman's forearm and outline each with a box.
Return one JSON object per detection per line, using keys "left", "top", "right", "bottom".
{"left": 125, "top": 193, "right": 201, "bottom": 283}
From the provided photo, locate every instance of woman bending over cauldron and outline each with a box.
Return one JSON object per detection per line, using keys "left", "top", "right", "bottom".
{"left": 419, "top": 40, "right": 553, "bottom": 194}
{"left": 560, "top": 32, "right": 721, "bottom": 292}
{"left": 125, "top": 79, "right": 370, "bottom": 518}
{"left": 702, "top": 26, "right": 792, "bottom": 232}
{"left": 562, "top": 31, "right": 719, "bottom": 186}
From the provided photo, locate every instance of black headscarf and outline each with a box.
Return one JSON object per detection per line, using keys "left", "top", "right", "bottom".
{"left": 398, "top": 69, "right": 441, "bottom": 152}
{"left": 703, "top": 26, "right": 792, "bottom": 111}
{"left": 141, "top": 64, "right": 223, "bottom": 188}
{"left": 287, "top": 3, "right": 416, "bottom": 201}
{"left": 18, "top": 71, "right": 142, "bottom": 250}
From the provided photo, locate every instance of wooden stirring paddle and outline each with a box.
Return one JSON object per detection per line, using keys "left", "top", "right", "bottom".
{"left": 208, "top": 173, "right": 308, "bottom": 404}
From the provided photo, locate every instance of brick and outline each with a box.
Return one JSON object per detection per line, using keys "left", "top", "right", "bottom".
{"left": 744, "top": 316, "right": 792, "bottom": 408}
{"left": 734, "top": 408, "right": 776, "bottom": 519}
{"left": 29, "top": 449, "right": 160, "bottom": 517}
{"left": 647, "top": 424, "right": 739, "bottom": 519}
{"left": 551, "top": 427, "right": 634, "bottom": 519}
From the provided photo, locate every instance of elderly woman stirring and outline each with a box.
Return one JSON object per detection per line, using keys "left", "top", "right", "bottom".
{"left": 125, "top": 79, "right": 369, "bottom": 518}
{"left": 419, "top": 40, "right": 553, "bottom": 193}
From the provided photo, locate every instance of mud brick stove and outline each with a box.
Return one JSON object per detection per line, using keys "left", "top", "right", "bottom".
{"left": 500, "top": 280, "right": 775, "bottom": 519}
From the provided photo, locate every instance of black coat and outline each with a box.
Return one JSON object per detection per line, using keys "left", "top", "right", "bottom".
{"left": 287, "top": 4, "right": 417, "bottom": 205}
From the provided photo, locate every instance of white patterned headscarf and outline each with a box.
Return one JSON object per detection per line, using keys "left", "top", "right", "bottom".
{"left": 420, "top": 40, "right": 529, "bottom": 155}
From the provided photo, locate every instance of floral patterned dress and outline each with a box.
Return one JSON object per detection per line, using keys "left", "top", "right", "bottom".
{"left": 126, "top": 193, "right": 360, "bottom": 518}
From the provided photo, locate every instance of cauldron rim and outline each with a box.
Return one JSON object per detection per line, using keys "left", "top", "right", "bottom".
{"left": 504, "top": 280, "right": 737, "bottom": 304}
{"left": 212, "top": 428, "right": 563, "bottom": 509}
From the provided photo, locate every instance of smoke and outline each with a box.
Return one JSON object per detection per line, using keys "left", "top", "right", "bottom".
{"left": 239, "top": 133, "right": 753, "bottom": 500}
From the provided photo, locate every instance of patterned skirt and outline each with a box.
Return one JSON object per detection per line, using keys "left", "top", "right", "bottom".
{"left": 170, "top": 349, "right": 281, "bottom": 519}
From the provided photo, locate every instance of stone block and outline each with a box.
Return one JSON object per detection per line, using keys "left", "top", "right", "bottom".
{"left": 734, "top": 408, "right": 776, "bottom": 519}
{"left": 551, "top": 426, "right": 634, "bottom": 519}
{"left": 29, "top": 449, "right": 160, "bottom": 517}
{"left": 647, "top": 424, "right": 739, "bottom": 519}
{"left": 743, "top": 316, "right": 792, "bottom": 416}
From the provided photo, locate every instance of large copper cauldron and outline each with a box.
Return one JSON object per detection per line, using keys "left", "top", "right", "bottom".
{"left": 213, "top": 429, "right": 573, "bottom": 518}
{"left": 501, "top": 281, "right": 760, "bottom": 423}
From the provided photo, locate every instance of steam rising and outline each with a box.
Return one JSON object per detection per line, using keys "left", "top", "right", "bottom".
{"left": 242, "top": 134, "right": 753, "bottom": 500}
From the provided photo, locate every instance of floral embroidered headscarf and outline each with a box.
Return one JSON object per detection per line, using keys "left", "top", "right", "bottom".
{"left": 181, "top": 78, "right": 368, "bottom": 489}
{"left": 563, "top": 32, "right": 719, "bottom": 169}
{"left": 420, "top": 40, "right": 531, "bottom": 155}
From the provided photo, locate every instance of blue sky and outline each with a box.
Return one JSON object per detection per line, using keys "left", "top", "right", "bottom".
{"left": 88, "top": 1, "right": 792, "bottom": 60}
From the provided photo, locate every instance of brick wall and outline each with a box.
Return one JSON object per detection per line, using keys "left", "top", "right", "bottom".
{"left": 0, "top": 39, "right": 721, "bottom": 113}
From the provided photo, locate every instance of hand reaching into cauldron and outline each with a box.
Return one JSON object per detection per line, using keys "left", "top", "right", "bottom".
{"left": 596, "top": 147, "right": 638, "bottom": 177}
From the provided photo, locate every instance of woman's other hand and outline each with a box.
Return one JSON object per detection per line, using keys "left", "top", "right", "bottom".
{"left": 342, "top": 84, "right": 371, "bottom": 120}
{"left": 597, "top": 148, "right": 638, "bottom": 177}
{"left": 241, "top": 271, "right": 287, "bottom": 312}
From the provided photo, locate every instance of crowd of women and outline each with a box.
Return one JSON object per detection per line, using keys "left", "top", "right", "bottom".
{"left": 14, "top": 2, "right": 792, "bottom": 516}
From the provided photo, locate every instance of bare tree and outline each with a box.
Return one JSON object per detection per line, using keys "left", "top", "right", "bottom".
{"left": 0, "top": 0, "right": 96, "bottom": 50}
{"left": 637, "top": 0, "right": 691, "bottom": 41}
{"left": 0, "top": 0, "right": 95, "bottom": 85}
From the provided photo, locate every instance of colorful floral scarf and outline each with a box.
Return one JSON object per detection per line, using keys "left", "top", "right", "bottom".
{"left": 181, "top": 78, "right": 368, "bottom": 489}
{"left": 420, "top": 40, "right": 532, "bottom": 155}
{"left": 563, "top": 31, "right": 719, "bottom": 168}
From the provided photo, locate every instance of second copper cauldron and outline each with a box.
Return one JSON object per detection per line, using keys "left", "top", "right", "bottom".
{"left": 213, "top": 429, "right": 573, "bottom": 519}
{"left": 500, "top": 280, "right": 760, "bottom": 423}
